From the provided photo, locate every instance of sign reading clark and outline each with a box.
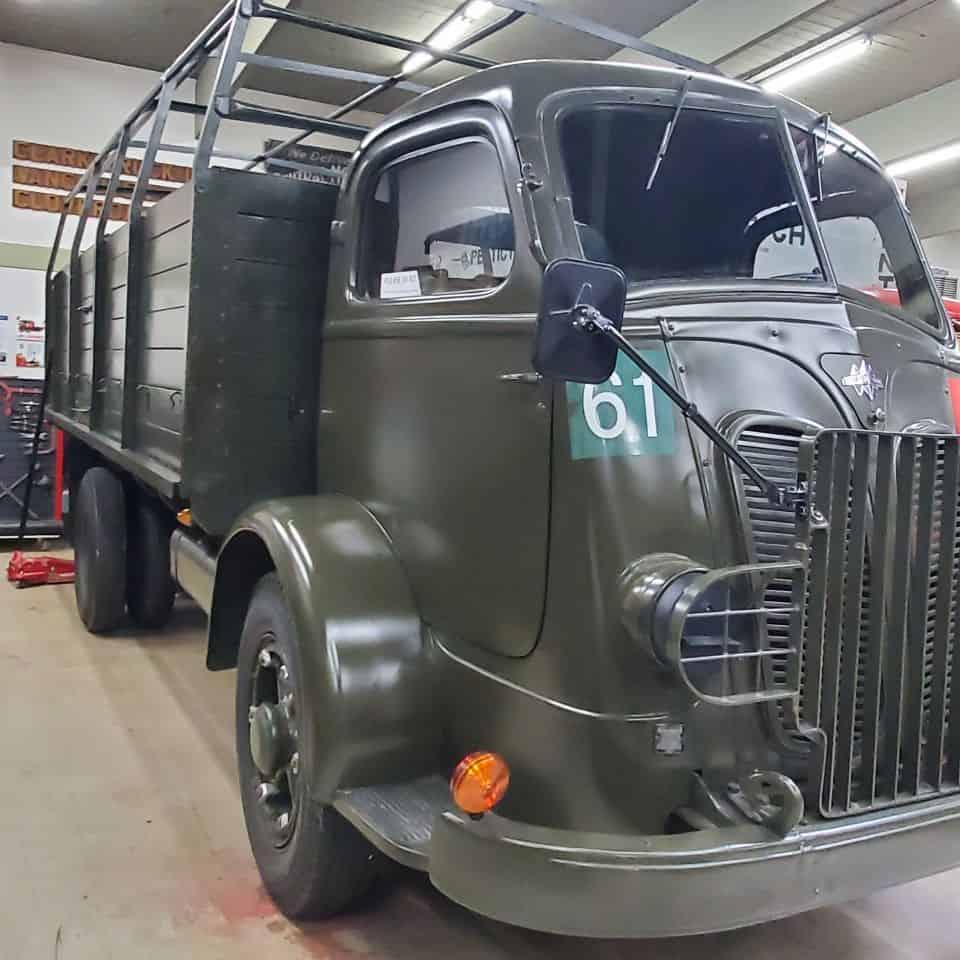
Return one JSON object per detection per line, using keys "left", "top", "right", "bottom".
{"left": 11, "top": 139, "right": 192, "bottom": 222}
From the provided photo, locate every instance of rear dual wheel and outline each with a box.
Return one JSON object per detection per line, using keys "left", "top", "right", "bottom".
{"left": 126, "top": 498, "right": 176, "bottom": 628}
{"left": 73, "top": 466, "right": 175, "bottom": 633}
{"left": 236, "top": 573, "right": 379, "bottom": 920}
{"left": 74, "top": 467, "right": 127, "bottom": 633}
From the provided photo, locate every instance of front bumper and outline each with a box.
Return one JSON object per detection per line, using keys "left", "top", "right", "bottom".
{"left": 428, "top": 792, "right": 960, "bottom": 938}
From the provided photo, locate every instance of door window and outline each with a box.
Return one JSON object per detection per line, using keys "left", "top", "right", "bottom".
{"left": 359, "top": 139, "right": 515, "bottom": 299}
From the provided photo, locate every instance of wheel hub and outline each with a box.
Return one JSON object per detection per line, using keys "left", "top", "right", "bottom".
{"left": 248, "top": 643, "right": 300, "bottom": 847}
{"left": 249, "top": 702, "right": 291, "bottom": 778}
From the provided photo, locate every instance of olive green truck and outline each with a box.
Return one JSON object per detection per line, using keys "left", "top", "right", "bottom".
{"left": 44, "top": 0, "right": 960, "bottom": 938}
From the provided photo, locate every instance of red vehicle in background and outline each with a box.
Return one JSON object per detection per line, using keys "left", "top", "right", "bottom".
{"left": 868, "top": 286, "right": 960, "bottom": 331}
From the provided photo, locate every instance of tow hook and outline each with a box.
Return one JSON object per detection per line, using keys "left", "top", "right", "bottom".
{"left": 727, "top": 771, "right": 804, "bottom": 837}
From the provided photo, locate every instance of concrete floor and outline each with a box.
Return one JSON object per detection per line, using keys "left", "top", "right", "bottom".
{"left": 3, "top": 569, "right": 960, "bottom": 960}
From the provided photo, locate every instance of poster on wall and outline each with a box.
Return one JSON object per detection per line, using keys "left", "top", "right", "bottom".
{"left": 0, "top": 315, "right": 13, "bottom": 376}
{"left": 263, "top": 140, "right": 352, "bottom": 185}
{"left": 0, "top": 315, "right": 45, "bottom": 380}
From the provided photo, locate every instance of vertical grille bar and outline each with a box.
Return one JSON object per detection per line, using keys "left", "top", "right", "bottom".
{"left": 878, "top": 436, "right": 917, "bottom": 799}
{"left": 860, "top": 434, "right": 895, "bottom": 805}
{"left": 926, "top": 440, "right": 959, "bottom": 789}
{"left": 803, "top": 434, "right": 836, "bottom": 729}
{"left": 901, "top": 438, "right": 936, "bottom": 794}
{"left": 834, "top": 432, "right": 870, "bottom": 811}
{"left": 820, "top": 433, "right": 853, "bottom": 812}
{"left": 944, "top": 446, "right": 960, "bottom": 785}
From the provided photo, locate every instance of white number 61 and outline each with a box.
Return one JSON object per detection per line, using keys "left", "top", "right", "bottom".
{"left": 583, "top": 372, "right": 658, "bottom": 441}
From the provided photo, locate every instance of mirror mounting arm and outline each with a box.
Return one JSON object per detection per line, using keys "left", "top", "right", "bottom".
{"left": 573, "top": 305, "right": 804, "bottom": 511}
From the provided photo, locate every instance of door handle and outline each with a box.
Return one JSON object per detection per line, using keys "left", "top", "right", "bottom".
{"left": 497, "top": 372, "right": 542, "bottom": 385}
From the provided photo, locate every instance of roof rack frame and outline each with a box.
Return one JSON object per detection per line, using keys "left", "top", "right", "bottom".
{"left": 46, "top": 0, "right": 718, "bottom": 292}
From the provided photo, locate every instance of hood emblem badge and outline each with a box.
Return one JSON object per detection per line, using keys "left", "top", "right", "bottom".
{"left": 841, "top": 360, "right": 884, "bottom": 402}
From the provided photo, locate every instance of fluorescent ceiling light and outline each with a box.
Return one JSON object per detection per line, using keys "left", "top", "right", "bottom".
{"left": 887, "top": 141, "right": 960, "bottom": 178}
{"left": 402, "top": 50, "right": 435, "bottom": 74}
{"left": 464, "top": 1, "right": 493, "bottom": 18}
{"left": 757, "top": 35, "right": 872, "bottom": 93}
{"left": 402, "top": 1, "right": 493, "bottom": 73}
{"left": 431, "top": 16, "right": 472, "bottom": 50}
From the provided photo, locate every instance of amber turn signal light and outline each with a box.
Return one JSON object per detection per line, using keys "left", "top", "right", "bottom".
{"left": 450, "top": 751, "right": 510, "bottom": 815}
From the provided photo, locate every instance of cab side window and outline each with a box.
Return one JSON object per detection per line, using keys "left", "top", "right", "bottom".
{"left": 360, "top": 139, "right": 515, "bottom": 299}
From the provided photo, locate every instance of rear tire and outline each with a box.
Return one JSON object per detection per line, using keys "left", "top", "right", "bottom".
{"left": 73, "top": 466, "right": 127, "bottom": 634}
{"left": 126, "top": 497, "right": 176, "bottom": 629}
{"left": 236, "top": 573, "right": 379, "bottom": 920}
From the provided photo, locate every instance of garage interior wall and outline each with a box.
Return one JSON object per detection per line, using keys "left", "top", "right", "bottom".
{"left": 2, "top": 35, "right": 958, "bottom": 315}
{"left": 0, "top": 39, "right": 380, "bottom": 322}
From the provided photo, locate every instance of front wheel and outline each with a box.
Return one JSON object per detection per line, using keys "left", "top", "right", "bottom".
{"left": 236, "top": 573, "right": 379, "bottom": 920}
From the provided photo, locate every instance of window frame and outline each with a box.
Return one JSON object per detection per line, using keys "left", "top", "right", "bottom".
{"left": 788, "top": 122, "right": 950, "bottom": 340}
{"left": 539, "top": 87, "right": 837, "bottom": 300}
{"left": 353, "top": 133, "right": 518, "bottom": 304}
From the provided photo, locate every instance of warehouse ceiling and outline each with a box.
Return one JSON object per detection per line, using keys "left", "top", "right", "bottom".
{"left": 3, "top": 0, "right": 960, "bottom": 209}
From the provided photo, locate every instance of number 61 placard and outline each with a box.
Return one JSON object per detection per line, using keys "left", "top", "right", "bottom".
{"left": 565, "top": 346, "right": 677, "bottom": 460}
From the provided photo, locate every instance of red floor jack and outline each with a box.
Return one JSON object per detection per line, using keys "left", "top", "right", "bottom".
{"left": 6, "top": 551, "right": 75, "bottom": 587}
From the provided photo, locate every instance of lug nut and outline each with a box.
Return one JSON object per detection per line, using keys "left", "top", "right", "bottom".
{"left": 258, "top": 650, "right": 271, "bottom": 667}
{"left": 278, "top": 665, "right": 289, "bottom": 681}
{"left": 290, "top": 752, "right": 300, "bottom": 775}
{"left": 256, "top": 782, "right": 278, "bottom": 801}
{"left": 278, "top": 812, "right": 290, "bottom": 830}
{"left": 248, "top": 705, "right": 257, "bottom": 723}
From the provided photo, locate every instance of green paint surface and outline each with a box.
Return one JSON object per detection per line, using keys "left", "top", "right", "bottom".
{"left": 565, "top": 347, "right": 676, "bottom": 460}
{"left": 0, "top": 242, "right": 66, "bottom": 272}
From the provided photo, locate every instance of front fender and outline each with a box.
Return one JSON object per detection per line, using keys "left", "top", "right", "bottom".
{"left": 209, "top": 494, "right": 441, "bottom": 801}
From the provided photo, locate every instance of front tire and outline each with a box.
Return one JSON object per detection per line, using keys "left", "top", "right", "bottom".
{"left": 73, "top": 466, "right": 127, "bottom": 634}
{"left": 236, "top": 573, "right": 378, "bottom": 920}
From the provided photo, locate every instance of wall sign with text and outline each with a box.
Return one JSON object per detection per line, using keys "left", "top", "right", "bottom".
{"left": 10, "top": 139, "right": 192, "bottom": 222}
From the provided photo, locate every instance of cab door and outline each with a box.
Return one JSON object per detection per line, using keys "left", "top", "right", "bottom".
{"left": 320, "top": 112, "right": 551, "bottom": 657}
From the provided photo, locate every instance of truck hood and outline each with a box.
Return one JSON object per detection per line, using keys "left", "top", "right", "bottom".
{"left": 534, "top": 293, "right": 960, "bottom": 716}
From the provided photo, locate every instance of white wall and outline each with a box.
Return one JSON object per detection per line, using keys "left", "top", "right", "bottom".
{"left": 922, "top": 232, "right": 960, "bottom": 280}
{"left": 0, "top": 40, "right": 382, "bottom": 322}
{"left": 0, "top": 266, "right": 44, "bottom": 320}
{"left": 0, "top": 41, "right": 381, "bottom": 251}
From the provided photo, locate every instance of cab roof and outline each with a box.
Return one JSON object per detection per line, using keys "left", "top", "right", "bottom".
{"left": 365, "top": 58, "right": 878, "bottom": 167}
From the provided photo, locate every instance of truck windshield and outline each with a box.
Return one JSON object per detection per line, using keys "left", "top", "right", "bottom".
{"left": 560, "top": 104, "right": 825, "bottom": 287}
{"left": 786, "top": 128, "right": 943, "bottom": 330}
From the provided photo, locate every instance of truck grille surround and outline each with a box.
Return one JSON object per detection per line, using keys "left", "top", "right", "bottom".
{"left": 735, "top": 425, "right": 960, "bottom": 818}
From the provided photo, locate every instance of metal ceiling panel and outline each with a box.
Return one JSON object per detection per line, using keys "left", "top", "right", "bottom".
{"left": 716, "top": 0, "right": 960, "bottom": 122}
{"left": 0, "top": 0, "right": 225, "bottom": 70}
{"left": 612, "top": 0, "right": 828, "bottom": 65}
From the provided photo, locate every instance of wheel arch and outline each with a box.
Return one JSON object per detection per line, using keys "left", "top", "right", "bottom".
{"left": 207, "top": 529, "right": 276, "bottom": 670}
{"left": 208, "top": 494, "right": 442, "bottom": 801}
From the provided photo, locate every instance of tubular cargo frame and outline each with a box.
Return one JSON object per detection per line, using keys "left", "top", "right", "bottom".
{"left": 43, "top": 0, "right": 717, "bottom": 512}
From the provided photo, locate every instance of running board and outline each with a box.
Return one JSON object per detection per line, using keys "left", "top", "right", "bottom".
{"left": 333, "top": 775, "right": 449, "bottom": 870}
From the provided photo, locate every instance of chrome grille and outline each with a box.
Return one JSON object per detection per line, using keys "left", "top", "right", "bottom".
{"left": 799, "top": 432, "right": 960, "bottom": 814}
{"left": 736, "top": 427, "right": 960, "bottom": 817}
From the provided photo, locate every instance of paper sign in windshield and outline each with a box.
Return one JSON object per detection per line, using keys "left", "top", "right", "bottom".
{"left": 380, "top": 270, "right": 422, "bottom": 299}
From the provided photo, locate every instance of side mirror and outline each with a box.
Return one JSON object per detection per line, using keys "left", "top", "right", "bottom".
{"left": 532, "top": 258, "right": 627, "bottom": 383}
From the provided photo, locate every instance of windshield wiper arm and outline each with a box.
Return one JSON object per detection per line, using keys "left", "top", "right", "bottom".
{"left": 645, "top": 74, "right": 692, "bottom": 192}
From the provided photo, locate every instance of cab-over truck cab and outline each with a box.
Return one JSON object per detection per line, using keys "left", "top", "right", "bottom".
{"left": 45, "top": 0, "right": 960, "bottom": 939}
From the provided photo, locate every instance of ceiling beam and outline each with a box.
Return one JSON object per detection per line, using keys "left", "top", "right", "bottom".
{"left": 609, "top": 0, "right": 827, "bottom": 68}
